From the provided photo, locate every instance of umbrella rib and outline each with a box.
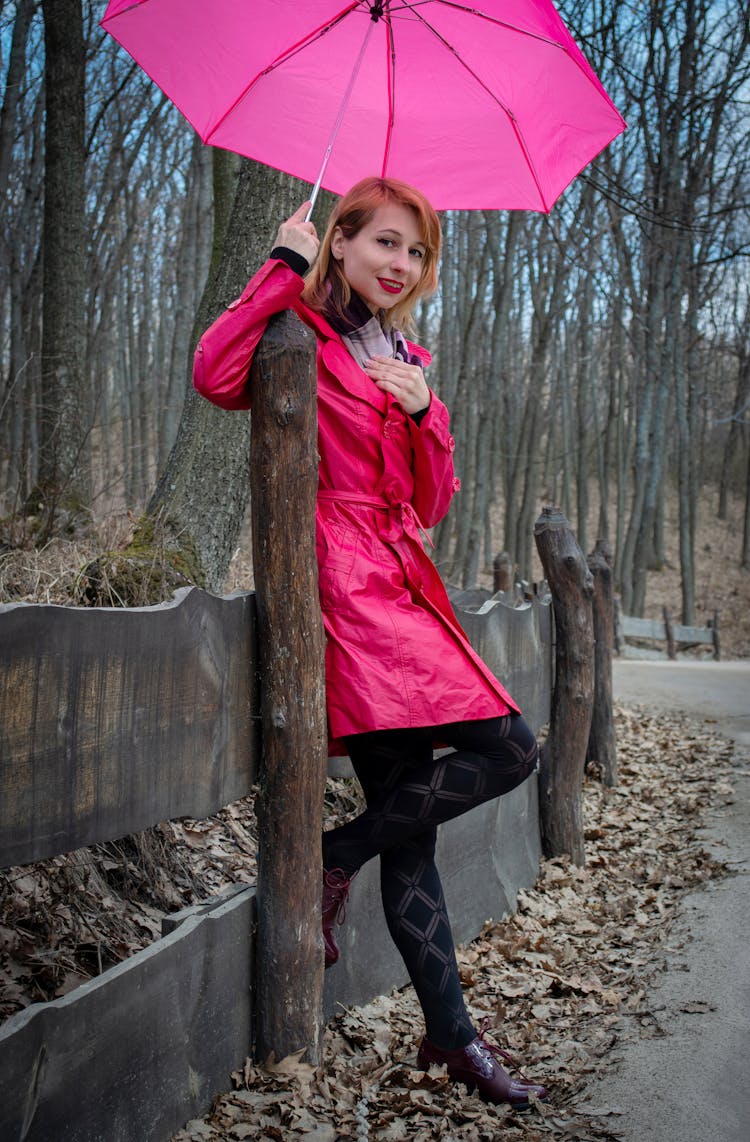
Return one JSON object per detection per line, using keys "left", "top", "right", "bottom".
{"left": 391, "top": 0, "right": 568, "bottom": 51}
{"left": 204, "top": 0, "right": 364, "bottom": 145}
{"left": 380, "top": 6, "right": 396, "bottom": 178}
{"left": 398, "top": 0, "right": 551, "bottom": 210}
{"left": 395, "top": 2, "right": 624, "bottom": 118}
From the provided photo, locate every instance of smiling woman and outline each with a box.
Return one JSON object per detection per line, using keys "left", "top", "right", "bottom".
{"left": 329, "top": 204, "right": 426, "bottom": 314}
{"left": 192, "top": 175, "right": 547, "bottom": 1108}
{"left": 303, "top": 176, "right": 441, "bottom": 329}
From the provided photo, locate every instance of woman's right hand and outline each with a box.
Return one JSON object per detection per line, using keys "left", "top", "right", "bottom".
{"left": 274, "top": 202, "right": 320, "bottom": 265}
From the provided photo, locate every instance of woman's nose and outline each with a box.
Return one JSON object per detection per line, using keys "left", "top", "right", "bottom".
{"left": 390, "top": 247, "right": 409, "bottom": 273}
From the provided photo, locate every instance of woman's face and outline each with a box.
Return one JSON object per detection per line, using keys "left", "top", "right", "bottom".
{"left": 331, "top": 202, "right": 427, "bottom": 315}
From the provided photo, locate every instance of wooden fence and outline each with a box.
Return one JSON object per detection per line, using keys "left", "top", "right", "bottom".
{"left": 616, "top": 604, "right": 720, "bottom": 660}
{"left": 0, "top": 585, "right": 553, "bottom": 1142}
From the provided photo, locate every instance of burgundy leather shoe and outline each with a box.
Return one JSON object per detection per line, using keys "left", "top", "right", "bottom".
{"left": 322, "top": 867, "right": 355, "bottom": 968}
{"left": 417, "top": 1030, "right": 547, "bottom": 1109}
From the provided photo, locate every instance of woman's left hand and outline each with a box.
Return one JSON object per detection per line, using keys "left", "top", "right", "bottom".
{"left": 364, "top": 356, "right": 431, "bottom": 416}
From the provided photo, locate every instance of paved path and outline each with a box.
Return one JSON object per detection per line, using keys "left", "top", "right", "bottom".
{"left": 614, "top": 658, "right": 750, "bottom": 750}
{"left": 581, "top": 660, "right": 750, "bottom": 1142}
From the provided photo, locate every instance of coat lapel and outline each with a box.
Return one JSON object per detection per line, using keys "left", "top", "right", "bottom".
{"left": 319, "top": 339, "right": 388, "bottom": 414}
{"left": 293, "top": 299, "right": 388, "bottom": 414}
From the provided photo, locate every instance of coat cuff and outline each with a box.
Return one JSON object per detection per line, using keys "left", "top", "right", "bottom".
{"left": 409, "top": 392, "right": 455, "bottom": 453}
{"left": 270, "top": 246, "right": 310, "bottom": 277}
{"left": 408, "top": 403, "right": 430, "bottom": 427}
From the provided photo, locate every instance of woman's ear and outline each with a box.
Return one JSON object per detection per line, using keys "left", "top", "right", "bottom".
{"left": 330, "top": 226, "right": 345, "bottom": 261}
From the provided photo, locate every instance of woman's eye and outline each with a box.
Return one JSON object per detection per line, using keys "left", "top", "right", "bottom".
{"left": 377, "top": 237, "right": 395, "bottom": 247}
{"left": 410, "top": 248, "right": 424, "bottom": 259}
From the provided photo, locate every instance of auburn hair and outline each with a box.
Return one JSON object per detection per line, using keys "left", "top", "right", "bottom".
{"left": 302, "top": 176, "right": 442, "bottom": 332}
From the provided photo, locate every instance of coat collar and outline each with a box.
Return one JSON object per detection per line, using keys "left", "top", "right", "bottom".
{"left": 292, "top": 296, "right": 431, "bottom": 414}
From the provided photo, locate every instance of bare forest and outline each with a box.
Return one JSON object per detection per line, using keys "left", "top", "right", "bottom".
{"left": 1, "top": 0, "right": 749, "bottom": 639}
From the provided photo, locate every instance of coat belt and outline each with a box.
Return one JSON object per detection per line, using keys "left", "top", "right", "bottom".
{"left": 316, "top": 490, "right": 433, "bottom": 548}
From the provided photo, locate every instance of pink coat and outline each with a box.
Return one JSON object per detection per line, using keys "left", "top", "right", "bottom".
{"left": 194, "top": 258, "right": 519, "bottom": 751}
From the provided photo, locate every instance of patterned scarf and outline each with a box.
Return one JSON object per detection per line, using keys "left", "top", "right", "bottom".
{"left": 323, "top": 290, "right": 421, "bottom": 369}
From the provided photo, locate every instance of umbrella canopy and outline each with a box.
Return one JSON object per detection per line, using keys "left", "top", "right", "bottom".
{"left": 101, "top": 0, "right": 625, "bottom": 212}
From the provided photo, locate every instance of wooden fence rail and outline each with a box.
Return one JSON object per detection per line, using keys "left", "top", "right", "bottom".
{"left": 0, "top": 585, "right": 553, "bottom": 1142}
{"left": 0, "top": 587, "right": 259, "bottom": 868}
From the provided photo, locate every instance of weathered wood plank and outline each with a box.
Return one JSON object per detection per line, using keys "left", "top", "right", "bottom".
{"left": 619, "top": 613, "right": 716, "bottom": 649}
{"left": 450, "top": 594, "right": 553, "bottom": 736}
{"left": 0, "top": 588, "right": 259, "bottom": 867}
{"left": 673, "top": 623, "right": 715, "bottom": 644}
{"left": 0, "top": 886, "right": 254, "bottom": 1142}
{"left": 620, "top": 615, "right": 665, "bottom": 639}
{"left": 1, "top": 583, "right": 553, "bottom": 870}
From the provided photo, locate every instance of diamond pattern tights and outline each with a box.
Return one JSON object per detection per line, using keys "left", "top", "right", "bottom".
{"left": 322, "top": 714, "right": 538, "bottom": 1051}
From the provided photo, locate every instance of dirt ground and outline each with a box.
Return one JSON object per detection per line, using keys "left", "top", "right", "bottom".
{"left": 619, "top": 492, "right": 749, "bottom": 659}
{"left": 168, "top": 705, "right": 740, "bottom": 1142}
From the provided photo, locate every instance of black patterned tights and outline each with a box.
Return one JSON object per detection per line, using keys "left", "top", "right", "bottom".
{"left": 321, "top": 714, "right": 538, "bottom": 1050}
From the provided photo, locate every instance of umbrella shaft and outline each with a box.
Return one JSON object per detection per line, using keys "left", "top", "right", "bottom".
{"left": 306, "top": 11, "right": 381, "bottom": 219}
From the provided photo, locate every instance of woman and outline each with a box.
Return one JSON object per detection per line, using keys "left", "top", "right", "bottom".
{"left": 194, "top": 177, "right": 546, "bottom": 1109}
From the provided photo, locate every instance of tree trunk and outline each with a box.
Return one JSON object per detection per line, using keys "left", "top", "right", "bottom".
{"left": 34, "top": 0, "right": 89, "bottom": 527}
{"left": 159, "top": 136, "right": 212, "bottom": 467}
{"left": 533, "top": 507, "right": 594, "bottom": 865}
{"left": 145, "top": 161, "right": 306, "bottom": 591}
{"left": 0, "top": 0, "right": 34, "bottom": 201}
{"left": 586, "top": 539, "right": 618, "bottom": 787}
{"left": 718, "top": 311, "right": 749, "bottom": 520}
{"left": 742, "top": 440, "right": 750, "bottom": 570}
{"left": 251, "top": 310, "right": 327, "bottom": 1065}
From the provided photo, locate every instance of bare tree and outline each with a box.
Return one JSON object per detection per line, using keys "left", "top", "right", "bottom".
{"left": 31, "top": 0, "right": 88, "bottom": 530}
{"left": 142, "top": 159, "right": 310, "bottom": 592}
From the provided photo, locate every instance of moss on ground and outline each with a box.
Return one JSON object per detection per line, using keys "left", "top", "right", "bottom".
{"left": 74, "top": 514, "right": 205, "bottom": 607}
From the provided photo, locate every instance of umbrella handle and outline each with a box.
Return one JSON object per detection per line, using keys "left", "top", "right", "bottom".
{"left": 305, "top": 6, "right": 382, "bottom": 220}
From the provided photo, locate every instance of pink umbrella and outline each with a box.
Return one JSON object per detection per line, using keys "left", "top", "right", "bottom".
{"left": 101, "top": 0, "right": 625, "bottom": 213}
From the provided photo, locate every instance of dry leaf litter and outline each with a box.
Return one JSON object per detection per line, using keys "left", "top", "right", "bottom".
{"left": 1, "top": 705, "right": 741, "bottom": 1142}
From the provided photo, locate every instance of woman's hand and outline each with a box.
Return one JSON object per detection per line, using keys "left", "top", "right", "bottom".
{"left": 363, "top": 356, "right": 431, "bottom": 416}
{"left": 274, "top": 202, "right": 320, "bottom": 266}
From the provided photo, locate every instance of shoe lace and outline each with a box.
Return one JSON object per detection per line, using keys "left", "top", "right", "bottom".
{"left": 324, "top": 867, "right": 354, "bottom": 926}
{"left": 476, "top": 1019, "right": 534, "bottom": 1084}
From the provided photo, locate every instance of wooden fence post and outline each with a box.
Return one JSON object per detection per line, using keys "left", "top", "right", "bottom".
{"left": 493, "top": 551, "right": 513, "bottom": 593}
{"left": 711, "top": 610, "right": 721, "bottom": 660}
{"left": 663, "top": 606, "right": 677, "bottom": 660}
{"left": 250, "top": 310, "right": 327, "bottom": 1064}
{"left": 586, "top": 539, "right": 618, "bottom": 787}
{"left": 533, "top": 508, "right": 594, "bottom": 866}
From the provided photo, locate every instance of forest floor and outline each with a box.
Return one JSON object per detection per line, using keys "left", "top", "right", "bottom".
{"left": 1, "top": 705, "right": 740, "bottom": 1142}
